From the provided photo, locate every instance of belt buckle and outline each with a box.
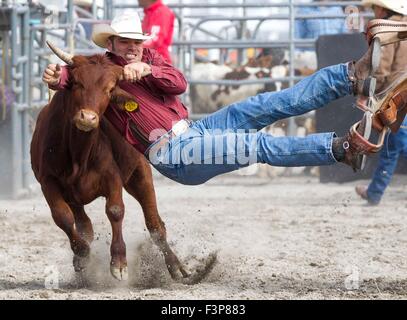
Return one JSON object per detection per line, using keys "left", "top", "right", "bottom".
{"left": 171, "top": 119, "right": 189, "bottom": 137}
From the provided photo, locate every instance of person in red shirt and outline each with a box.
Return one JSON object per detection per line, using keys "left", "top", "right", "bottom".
{"left": 41, "top": 12, "right": 407, "bottom": 186}
{"left": 138, "top": 0, "right": 175, "bottom": 63}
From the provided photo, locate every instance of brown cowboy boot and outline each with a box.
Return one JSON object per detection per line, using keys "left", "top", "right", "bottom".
{"left": 334, "top": 114, "right": 383, "bottom": 171}
{"left": 355, "top": 185, "right": 380, "bottom": 206}
{"left": 355, "top": 185, "right": 368, "bottom": 200}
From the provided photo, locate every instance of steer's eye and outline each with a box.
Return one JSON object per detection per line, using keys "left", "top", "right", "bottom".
{"left": 73, "top": 82, "right": 84, "bottom": 89}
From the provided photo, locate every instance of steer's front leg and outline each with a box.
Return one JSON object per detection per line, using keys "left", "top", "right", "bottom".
{"left": 41, "top": 177, "right": 90, "bottom": 273}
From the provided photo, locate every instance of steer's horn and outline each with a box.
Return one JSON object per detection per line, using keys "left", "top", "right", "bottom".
{"left": 46, "top": 40, "right": 74, "bottom": 66}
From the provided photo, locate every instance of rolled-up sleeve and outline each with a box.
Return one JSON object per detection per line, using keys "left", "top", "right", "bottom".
{"left": 147, "top": 51, "right": 187, "bottom": 95}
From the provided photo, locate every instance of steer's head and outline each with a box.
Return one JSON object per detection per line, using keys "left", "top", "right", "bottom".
{"left": 47, "top": 41, "right": 134, "bottom": 132}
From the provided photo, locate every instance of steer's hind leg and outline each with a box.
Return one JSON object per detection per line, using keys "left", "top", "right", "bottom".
{"left": 124, "top": 164, "right": 189, "bottom": 280}
{"left": 41, "top": 177, "right": 90, "bottom": 272}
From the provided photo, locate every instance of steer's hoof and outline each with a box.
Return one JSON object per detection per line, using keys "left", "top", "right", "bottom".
{"left": 180, "top": 251, "right": 218, "bottom": 285}
{"left": 73, "top": 254, "right": 89, "bottom": 272}
{"left": 110, "top": 265, "right": 128, "bottom": 281}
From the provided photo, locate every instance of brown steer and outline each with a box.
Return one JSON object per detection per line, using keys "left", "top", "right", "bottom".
{"left": 30, "top": 43, "right": 188, "bottom": 281}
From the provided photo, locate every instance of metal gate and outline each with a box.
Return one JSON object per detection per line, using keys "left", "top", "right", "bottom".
{"left": 1, "top": 4, "right": 30, "bottom": 199}
{"left": 0, "top": 0, "right": 102, "bottom": 199}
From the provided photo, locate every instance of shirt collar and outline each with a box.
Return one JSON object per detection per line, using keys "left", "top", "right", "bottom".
{"left": 144, "top": 0, "right": 163, "bottom": 14}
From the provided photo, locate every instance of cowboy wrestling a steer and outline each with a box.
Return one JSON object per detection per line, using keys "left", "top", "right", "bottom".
{"left": 42, "top": 12, "right": 407, "bottom": 185}
{"left": 37, "top": 11, "right": 407, "bottom": 278}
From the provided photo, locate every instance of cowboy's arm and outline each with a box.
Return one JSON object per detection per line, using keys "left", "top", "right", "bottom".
{"left": 149, "top": 65, "right": 187, "bottom": 95}
{"left": 146, "top": 51, "right": 187, "bottom": 95}
{"left": 123, "top": 52, "right": 186, "bottom": 94}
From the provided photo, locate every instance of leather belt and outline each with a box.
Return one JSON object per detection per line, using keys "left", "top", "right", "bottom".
{"left": 129, "top": 120, "right": 151, "bottom": 148}
{"left": 129, "top": 119, "right": 192, "bottom": 156}
{"left": 170, "top": 118, "right": 192, "bottom": 137}
{"left": 147, "top": 119, "right": 192, "bottom": 160}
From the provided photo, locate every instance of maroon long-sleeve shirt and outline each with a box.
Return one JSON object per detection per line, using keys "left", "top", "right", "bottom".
{"left": 50, "top": 49, "right": 189, "bottom": 153}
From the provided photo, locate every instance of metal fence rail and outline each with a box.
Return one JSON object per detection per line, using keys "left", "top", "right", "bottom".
{"left": 1, "top": 5, "right": 31, "bottom": 199}
{"left": 0, "top": 0, "right": 92, "bottom": 198}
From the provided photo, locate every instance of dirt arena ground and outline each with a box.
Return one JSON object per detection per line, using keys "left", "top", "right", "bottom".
{"left": 1, "top": 170, "right": 406, "bottom": 300}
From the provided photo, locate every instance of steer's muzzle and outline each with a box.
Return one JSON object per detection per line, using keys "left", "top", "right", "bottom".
{"left": 73, "top": 109, "right": 99, "bottom": 132}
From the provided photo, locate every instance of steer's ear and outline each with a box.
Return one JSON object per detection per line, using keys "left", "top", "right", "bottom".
{"left": 110, "top": 87, "right": 137, "bottom": 110}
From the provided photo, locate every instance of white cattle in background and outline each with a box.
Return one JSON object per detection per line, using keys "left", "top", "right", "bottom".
{"left": 188, "top": 62, "right": 232, "bottom": 114}
{"left": 270, "top": 64, "right": 289, "bottom": 92}
{"left": 189, "top": 50, "right": 317, "bottom": 116}
{"left": 189, "top": 62, "right": 270, "bottom": 114}
{"left": 294, "top": 50, "right": 317, "bottom": 71}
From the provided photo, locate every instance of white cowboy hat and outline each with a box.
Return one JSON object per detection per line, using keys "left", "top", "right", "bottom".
{"left": 362, "top": 0, "right": 407, "bottom": 16}
{"left": 92, "top": 12, "right": 152, "bottom": 48}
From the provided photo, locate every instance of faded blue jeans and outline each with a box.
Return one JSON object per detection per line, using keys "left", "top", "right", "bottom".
{"left": 366, "top": 117, "right": 407, "bottom": 204}
{"left": 146, "top": 63, "right": 353, "bottom": 185}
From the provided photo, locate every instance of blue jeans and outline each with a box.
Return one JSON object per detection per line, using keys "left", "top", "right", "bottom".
{"left": 146, "top": 63, "right": 353, "bottom": 185}
{"left": 366, "top": 117, "right": 407, "bottom": 204}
